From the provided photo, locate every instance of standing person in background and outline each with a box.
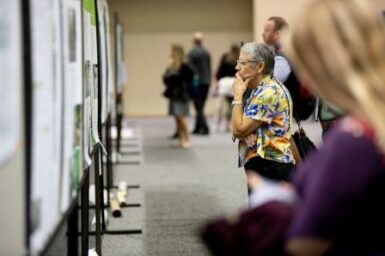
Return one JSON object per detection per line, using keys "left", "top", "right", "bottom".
{"left": 263, "top": 16, "right": 316, "bottom": 121}
{"left": 212, "top": 44, "right": 240, "bottom": 132}
{"left": 285, "top": 0, "right": 385, "bottom": 254}
{"left": 188, "top": 32, "right": 211, "bottom": 135}
{"left": 162, "top": 44, "right": 194, "bottom": 148}
{"left": 262, "top": 16, "right": 291, "bottom": 83}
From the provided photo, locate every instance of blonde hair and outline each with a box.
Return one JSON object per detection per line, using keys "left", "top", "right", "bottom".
{"left": 287, "top": 0, "right": 385, "bottom": 152}
{"left": 169, "top": 44, "right": 185, "bottom": 71}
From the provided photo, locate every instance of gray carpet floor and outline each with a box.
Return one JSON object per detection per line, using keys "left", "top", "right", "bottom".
{"left": 45, "top": 116, "right": 322, "bottom": 256}
{"left": 102, "top": 117, "right": 249, "bottom": 256}
{"left": 102, "top": 116, "right": 322, "bottom": 256}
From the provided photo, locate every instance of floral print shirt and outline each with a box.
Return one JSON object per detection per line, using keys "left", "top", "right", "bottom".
{"left": 238, "top": 76, "right": 294, "bottom": 167}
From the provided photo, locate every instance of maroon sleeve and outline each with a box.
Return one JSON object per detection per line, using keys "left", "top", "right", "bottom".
{"left": 287, "top": 127, "right": 383, "bottom": 239}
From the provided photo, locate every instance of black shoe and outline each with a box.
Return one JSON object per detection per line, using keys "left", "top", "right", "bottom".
{"left": 196, "top": 129, "right": 209, "bottom": 135}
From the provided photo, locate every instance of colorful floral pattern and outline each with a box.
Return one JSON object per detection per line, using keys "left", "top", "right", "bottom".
{"left": 238, "top": 76, "right": 294, "bottom": 166}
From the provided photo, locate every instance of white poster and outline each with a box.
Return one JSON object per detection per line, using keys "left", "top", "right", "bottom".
{"left": 97, "top": 0, "right": 107, "bottom": 122}
{"left": 104, "top": 2, "right": 114, "bottom": 116}
{"left": 83, "top": 0, "right": 94, "bottom": 167}
{"left": 0, "top": 0, "right": 22, "bottom": 166}
{"left": 115, "top": 22, "right": 127, "bottom": 93}
{"left": 83, "top": 0, "right": 100, "bottom": 151}
{"left": 29, "top": 0, "right": 63, "bottom": 253}
{"left": 60, "top": 0, "right": 82, "bottom": 213}
{"left": 92, "top": 62, "right": 99, "bottom": 145}
{"left": 91, "top": 24, "right": 99, "bottom": 146}
{"left": 83, "top": 58, "right": 92, "bottom": 167}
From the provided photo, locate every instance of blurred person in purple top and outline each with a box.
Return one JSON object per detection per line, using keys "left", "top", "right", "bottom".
{"left": 285, "top": 0, "right": 385, "bottom": 255}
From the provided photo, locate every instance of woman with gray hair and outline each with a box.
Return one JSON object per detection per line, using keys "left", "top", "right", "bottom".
{"left": 231, "top": 42, "right": 295, "bottom": 193}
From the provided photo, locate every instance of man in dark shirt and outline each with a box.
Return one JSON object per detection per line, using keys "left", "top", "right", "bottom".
{"left": 188, "top": 32, "right": 211, "bottom": 135}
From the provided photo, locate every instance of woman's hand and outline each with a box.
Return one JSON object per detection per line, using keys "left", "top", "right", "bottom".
{"left": 233, "top": 73, "right": 251, "bottom": 100}
{"left": 243, "top": 133, "right": 257, "bottom": 147}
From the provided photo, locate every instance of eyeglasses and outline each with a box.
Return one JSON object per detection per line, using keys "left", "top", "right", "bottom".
{"left": 236, "top": 59, "right": 259, "bottom": 66}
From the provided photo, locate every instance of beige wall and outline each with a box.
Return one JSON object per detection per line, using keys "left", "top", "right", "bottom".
{"left": 0, "top": 151, "right": 25, "bottom": 255}
{"left": 108, "top": 0, "right": 334, "bottom": 116}
{"left": 253, "top": 0, "right": 385, "bottom": 42}
{"left": 108, "top": 0, "right": 385, "bottom": 116}
{"left": 252, "top": 0, "right": 311, "bottom": 43}
{"left": 108, "top": 0, "right": 253, "bottom": 116}
{"left": 122, "top": 32, "right": 252, "bottom": 116}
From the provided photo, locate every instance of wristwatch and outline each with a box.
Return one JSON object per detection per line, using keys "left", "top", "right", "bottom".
{"left": 231, "top": 100, "right": 243, "bottom": 106}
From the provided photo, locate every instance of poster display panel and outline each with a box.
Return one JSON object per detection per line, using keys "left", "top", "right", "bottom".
{"left": 97, "top": 0, "right": 108, "bottom": 122}
{"left": 115, "top": 21, "right": 126, "bottom": 93}
{"left": 83, "top": 0, "right": 99, "bottom": 167}
{"left": 60, "top": 0, "right": 83, "bottom": 212}
{"left": 29, "top": 0, "right": 63, "bottom": 253}
{"left": 104, "top": 4, "right": 114, "bottom": 116}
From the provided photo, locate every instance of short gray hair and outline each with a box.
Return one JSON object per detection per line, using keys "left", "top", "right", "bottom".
{"left": 241, "top": 42, "right": 275, "bottom": 75}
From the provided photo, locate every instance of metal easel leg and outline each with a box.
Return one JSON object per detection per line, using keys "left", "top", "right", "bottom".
{"left": 81, "top": 169, "right": 89, "bottom": 256}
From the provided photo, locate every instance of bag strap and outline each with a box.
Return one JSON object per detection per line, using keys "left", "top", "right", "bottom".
{"left": 272, "top": 76, "right": 293, "bottom": 132}
{"left": 273, "top": 76, "right": 306, "bottom": 134}
{"left": 293, "top": 111, "right": 305, "bottom": 133}
{"left": 272, "top": 76, "right": 305, "bottom": 163}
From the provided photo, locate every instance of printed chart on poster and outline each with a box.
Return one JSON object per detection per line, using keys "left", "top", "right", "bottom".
{"left": 29, "top": 0, "right": 63, "bottom": 253}
{"left": 60, "top": 0, "right": 83, "bottom": 213}
{"left": 0, "top": 0, "right": 22, "bottom": 167}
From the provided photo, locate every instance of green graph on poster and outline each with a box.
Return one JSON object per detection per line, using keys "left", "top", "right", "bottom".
{"left": 83, "top": 0, "right": 95, "bottom": 25}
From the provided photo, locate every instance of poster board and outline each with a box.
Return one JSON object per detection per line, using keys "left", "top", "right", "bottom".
{"left": 60, "top": 0, "right": 83, "bottom": 212}
{"left": 83, "top": 0, "right": 100, "bottom": 167}
{"left": 29, "top": 0, "right": 63, "bottom": 253}
{"left": 97, "top": 0, "right": 107, "bottom": 123}
{"left": 103, "top": 1, "right": 114, "bottom": 117}
{"left": 115, "top": 20, "right": 126, "bottom": 94}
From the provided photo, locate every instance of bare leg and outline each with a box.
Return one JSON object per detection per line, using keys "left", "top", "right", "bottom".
{"left": 177, "top": 116, "right": 191, "bottom": 148}
{"left": 212, "top": 96, "right": 223, "bottom": 132}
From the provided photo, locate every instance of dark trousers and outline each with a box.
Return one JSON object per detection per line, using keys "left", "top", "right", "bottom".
{"left": 192, "top": 83, "right": 210, "bottom": 133}
{"left": 244, "top": 156, "right": 295, "bottom": 181}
